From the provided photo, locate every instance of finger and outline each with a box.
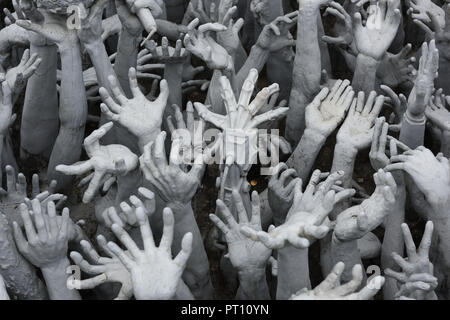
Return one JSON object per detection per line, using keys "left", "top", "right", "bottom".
{"left": 159, "top": 208, "right": 175, "bottom": 254}
{"left": 173, "top": 232, "right": 193, "bottom": 268}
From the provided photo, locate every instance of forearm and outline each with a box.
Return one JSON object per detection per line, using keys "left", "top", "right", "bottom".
{"left": 428, "top": 208, "right": 450, "bottom": 275}
{"left": 331, "top": 233, "right": 365, "bottom": 283}
{"left": 114, "top": 29, "right": 141, "bottom": 98}
{"left": 399, "top": 111, "right": 426, "bottom": 149}
{"left": 171, "top": 202, "right": 213, "bottom": 299}
{"left": 236, "top": 45, "right": 270, "bottom": 91}
{"left": 48, "top": 41, "right": 87, "bottom": 193}
{"left": 381, "top": 189, "right": 406, "bottom": 300}
{"left": 352, "top": 54, "right": 380, "bottom": 95}
{"left": 286, "top": 128, "right": 327, "bottom": 182}
{"left": 21, "top": 43, "right": 59, "bottom": 157}
{"left": 286, "top": 1, "right": 322, "bottom": 142}
{"left": 41, "top": 258, "right": 81, "bottom": 300}
{"left": 85, "top": 39, "right": 120, "bottom": 95}
{"left": 236, "top": 268, "right": 270, "bottom": 300}
{"left": 164, "top": 64, "right": 183, "bottom": 110}
{"left": 276, "top": 246, "right": 310, "bottom": 300}
{"left": 331, "top": 143, "right": 357, "bottom": 190}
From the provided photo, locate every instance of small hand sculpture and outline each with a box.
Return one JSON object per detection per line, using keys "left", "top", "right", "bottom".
{"left": 5, "top": 49, "right": 41, "bottom": 98}
{"left": 337, "top": 91, "right": 384, "bottom": 151}
{"left": 12, "top": 200, "right": 70, "bottom": 268}
{"left": 183, "top": 19, "right": 232, "bottom": 70}
{"left": 99, "top": 69, "right": 169, "bottom": 144}
{"left": 406, "top": 40, "right": 439, "bottom": 120}
{"left": 353, "top": 0, "right": 402, "bottom": 60}
{"left": 107, "top": 207, "right": 193, "bottom": 300}
{"left": 290, "top": 262, "right": 384, "bottom": 300}
{"left": 386, "top": 147, "right": 450, "bottom": 211}
{"left": 242, "top": 170, "right": 355, "bottom": 249}
{"left": 70, "top": 235, "right": 133, "bottom": 300}
{"left": 209, "top": 191, "right": 272, "bottom": 272}
{"left": 334, "top": 170, "right": 397, "bottom": 242}
{"left": 305, "top": 79, "right": 355, "bottom": 138}
{"left": 268, "top": 163, "right": 301, "bottom": 224}
{"left": 140, "top": 131, "right": 204, "bottom": 209}
{"left": 385, "top": 221, "right": 438, "bottom": 300}
{"left": 56, "top": 122, "right": 139, "bottom": 203}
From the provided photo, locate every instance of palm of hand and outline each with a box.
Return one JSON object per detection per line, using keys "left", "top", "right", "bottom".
{"left": 338, "top": 113, "right": 374, "bottom": 150}
{"left": 117, "top": 97, "right": 161, "bottom": 138}
{"left": 89, "top": 144, "right": 138, "bottom": 173}
{"left": 228, "top": 222, "right": 271, "bottom": 270}
{"left": 131, "top": 251, "right": 181, "bottom": 300}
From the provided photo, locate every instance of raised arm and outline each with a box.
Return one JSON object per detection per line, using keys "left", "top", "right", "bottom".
{"left": 286, "top": 0, "right": 328, "bottom": 145}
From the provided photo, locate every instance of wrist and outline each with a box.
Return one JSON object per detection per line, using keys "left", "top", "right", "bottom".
{"left": 335, "top": 141, "right": 358, "bottom": 158}
{"left": 405, "top": 109, "right": 426, "bottom": 124}
{"left": 304, "top": 127, "right": 328, "bottom": 145}
{"left": 41, "top": 257, "right": 70, "bottom": 275}
{"left": 356, "top": 53, "right": 381, "bottom": 68}
{"left": 82, "top": 38, "right": 104, "bottom": 52}
{"left": 237, "top": 267, "right": 266, "bottom": 281}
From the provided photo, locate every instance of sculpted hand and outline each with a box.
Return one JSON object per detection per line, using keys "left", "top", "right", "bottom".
{"left": 337, "top": 91, "right": 384, "bottom": 151}
{"left": 407, "top": 0, "right": 445, "bottom": 30}
{"left": 99, "top": 69, "right": 169, "bottom": 144}
{"left": 183, "top": 19, "right": 232, "bottom": 70}
{"left": 210, "top": 191, "right": 272, "bottom": 271}
{"left": 56, "top": 123, "right": 139, "bottom": 203}
{"left": 255, "top": 12, "right": 297, "bottom": 53}
{"left": 268, "top": 163, "right": 301, "bottom": 224}
{"left": 70, "top": 235, "right": 133, "bottom": 300}
{"left": 386, "top": 146, "right": 450, "bottom": 211}
{"left": 369, "top": 117, "right": 411, "bottom": 171}
{"left": 385, "top": 221, "right": 438, "bottom": 300}
{"left": 0, "top": 166, "right": 65, "bottom": 227}
{"left": 353, "top": 0, "right": 401, "bottom": 60}
{"left": 425, "top": 89, "right": 450, "bottom": 132}
{"left": 290, "top": 262, "right": 384, "bottom": 300}
{"left": 305, "top": 79, "right": 355, "bottom": 138}
{"left": 102, "top": 188, "right": 156, "bottom": 229}
{"left": 406, "top": 40, "right": 439, "bottom": 120}
{"left": 5, "top": 49, "right": 41, "bottom": 98}
{"left": 377, "top": 44, "right": 417, "bottom": 89}
{"left": 334, "top": 170, "right": 397, "bottom": 242}
{"left": 12, "top": 200, "right": 70, "bottom": 268}
{"left": 242, "top": 170, "right": 355, "bottom": 249}
{"left": 107, "top": 207, "right": 193, "bottom": 300}
{"left": 140, "top": 132, "right": 204, "bottom": 209}
{"left": 322, "top": 1, "right": 355, "bottom": 53}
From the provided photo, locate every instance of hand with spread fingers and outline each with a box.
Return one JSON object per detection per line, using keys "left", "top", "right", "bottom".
{"left": 353, "top": 0, "right": 402, "bottom": 61}
{"left": 56, "top": 123, "right": 139, "bottom": 203}
{"left": 210, "top": 191, "right": 272, "bottom": 271}
{"left": 241, "top": 170, "right": 355, "bottom": 249}
{"left": 334, "top": 170, "right": 397, "bottom": 242}
{"left": 385, "top": 221, "right": 438, "bottom": 300}
{"left": 337, "top": 91, "right": 385, "bottom": 152}
{"left": 12, "top": 200, "right": 70, "bottom": 268}
{"left": 290, "top": 262, "right": 385, "bottom": 300}
{"left": 183, "top": 19, "right": 232, "bottom": 70}
{"left": 268, "top": 163, "right": 301, "bottom": 225}
{"left": 102, "top": 187, "right": 156, "bottom": 229}
{"left": 106, "top": 207, "right": 193, "bottom": 300}
{"left": 140, "top": 131, "right": 205, "bottom": 210}
{"left": 70, "top": 235, "right": 133, "bottom": 300}
{"left": 305, "top": 79, "right": 355, "bottom": 138}
{"left": 99, "top": 68, "right": 170, "bottom": 148}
